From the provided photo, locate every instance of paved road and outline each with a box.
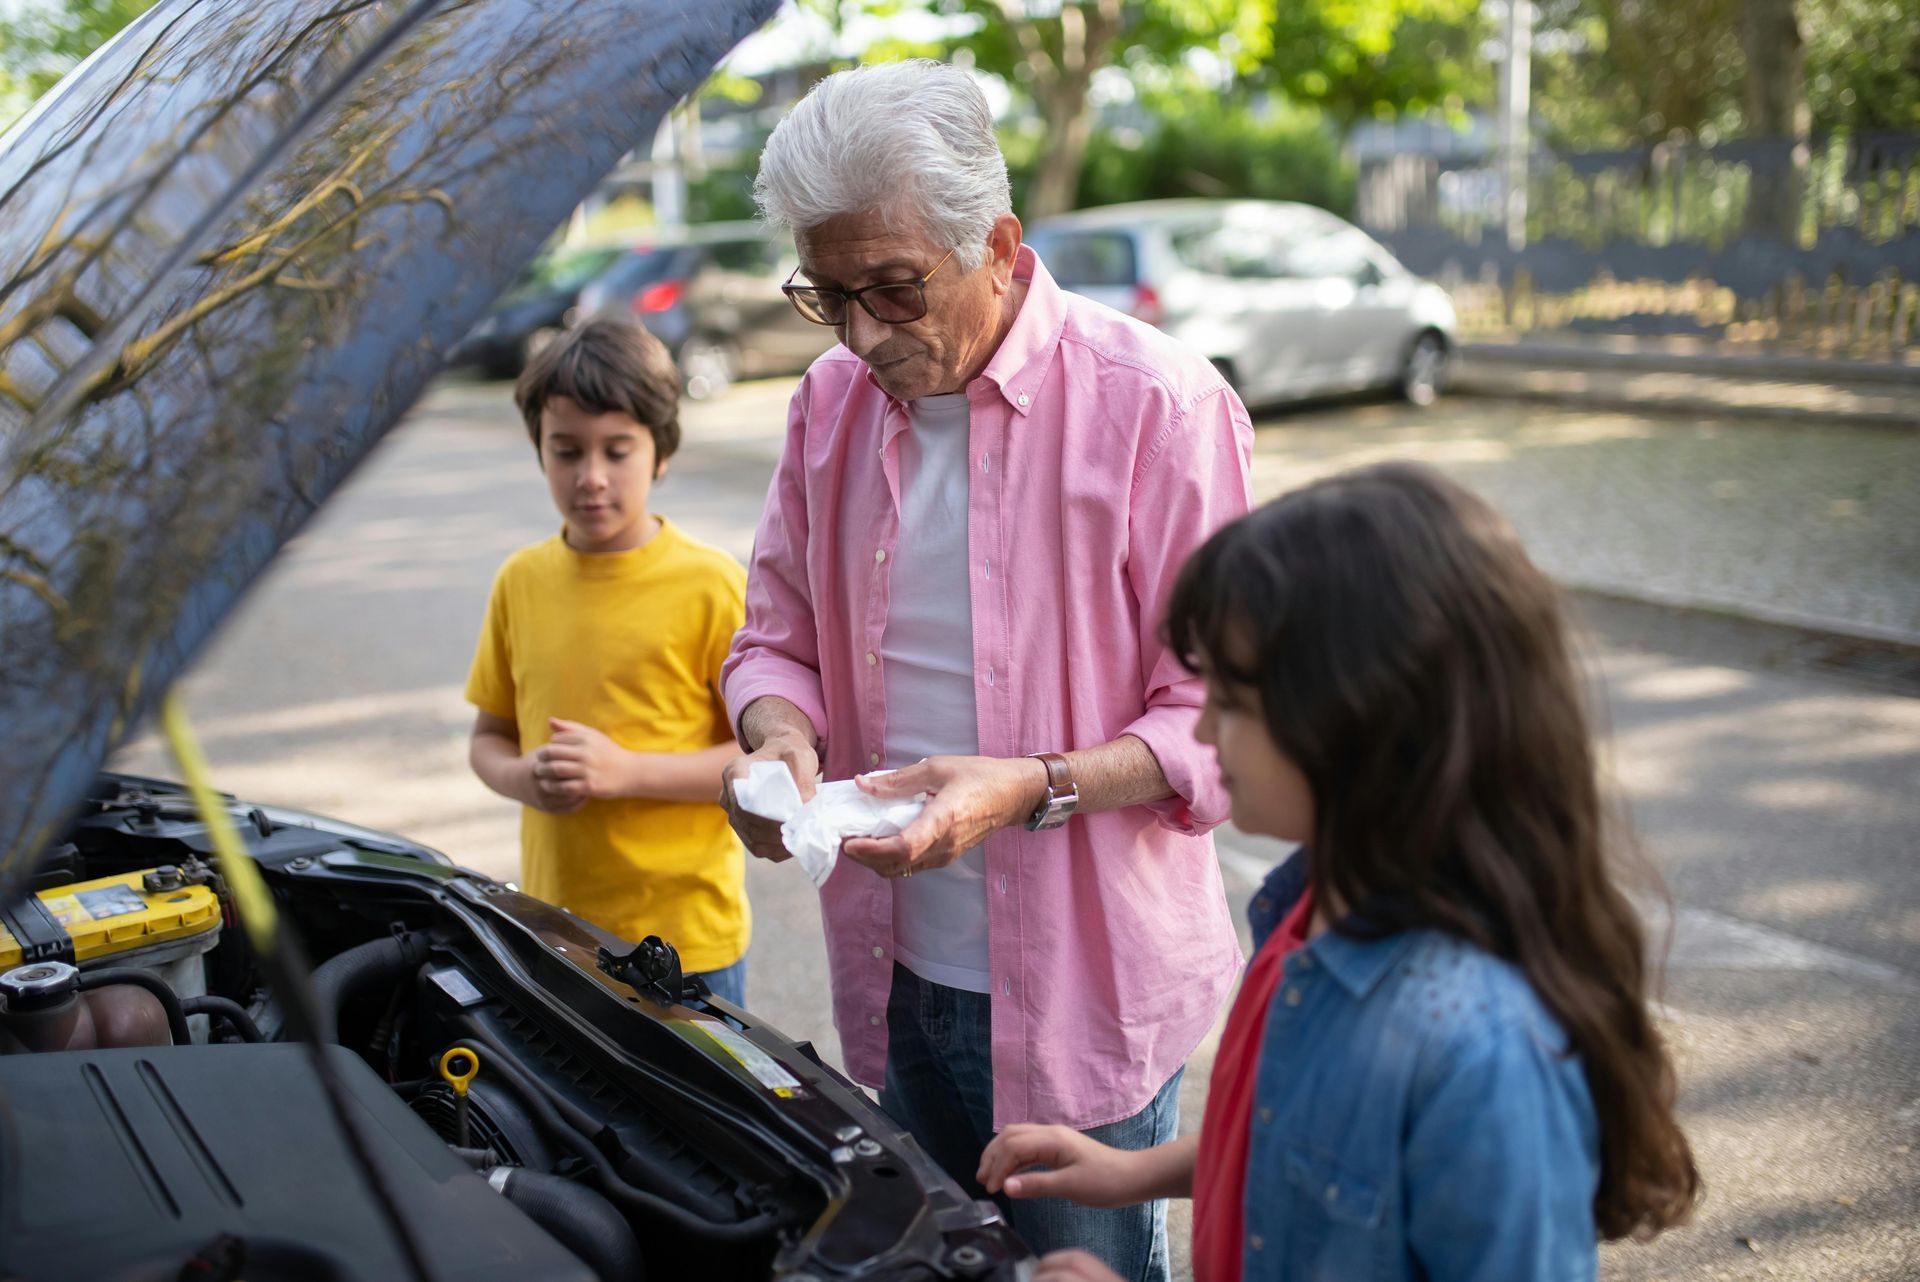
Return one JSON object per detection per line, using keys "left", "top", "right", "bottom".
{"left": 111, "top": 377, "right": 1919, "bottom": 1280}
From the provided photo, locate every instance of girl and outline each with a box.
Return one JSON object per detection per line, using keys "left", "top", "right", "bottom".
{"left": 978, "top": 462, "right": 1699, "bottom": 1281}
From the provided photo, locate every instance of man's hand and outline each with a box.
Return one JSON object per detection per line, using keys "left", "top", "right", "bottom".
{"left": 534, "top": 718, "right": 638, "bottom": 803}
{"left": 720, "top": 729, "right": 819, "bottom": 863}
{"left": 841, "top": 755, "right": 1047, "bottom": 879}
{"left": 1032, "top": 1252, "right": 1125, "bottom": 1282}
{"left": 976, "top": 1124, "right": 1153, "bottom": 1209}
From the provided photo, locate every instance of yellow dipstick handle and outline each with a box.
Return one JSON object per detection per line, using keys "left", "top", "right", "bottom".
{"left": 439, "top": 1047, "right": 480, "bottom": 1148}
{"left": 439, "top": 1046, "right": 479, "bottom": 1095}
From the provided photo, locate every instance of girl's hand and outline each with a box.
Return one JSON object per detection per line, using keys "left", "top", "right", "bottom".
{"left": 537, "top": 717, "right": 634, "bottom": 802}
{"left": 976, "top": 1124, "right": 1148, "bottom": 1208}
{"left": 1033, "top": 1250, "right": 1126, "bottom": 1282}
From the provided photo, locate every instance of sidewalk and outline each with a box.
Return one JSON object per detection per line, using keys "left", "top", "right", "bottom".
{"left": 1455, "top": 333, "right": 1920, "bottom": 429}
{"left": 1245, "top": 396, "right": 1920, "bottom": 648}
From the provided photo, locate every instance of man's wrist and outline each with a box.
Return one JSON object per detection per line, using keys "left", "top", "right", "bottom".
{"left": 1009, "top": 755, "right": 1051, "bottom": 827}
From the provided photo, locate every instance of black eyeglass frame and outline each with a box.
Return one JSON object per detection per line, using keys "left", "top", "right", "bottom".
{"left": 781, "top": 248, "right": 957, "bottom": 326}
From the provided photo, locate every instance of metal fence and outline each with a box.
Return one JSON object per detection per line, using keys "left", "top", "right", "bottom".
{"left": 1357, "top": 134, "right": 1920, "bottom": 356}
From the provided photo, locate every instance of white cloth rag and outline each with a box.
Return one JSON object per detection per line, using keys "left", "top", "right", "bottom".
{"left": 731, "top": 760, "right": 927, "bottom": 888}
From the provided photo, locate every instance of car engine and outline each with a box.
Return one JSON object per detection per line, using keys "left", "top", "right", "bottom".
{"left": 0, "top": 775, "right": 1032, "bottom": 1282}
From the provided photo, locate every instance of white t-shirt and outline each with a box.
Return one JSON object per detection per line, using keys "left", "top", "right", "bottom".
{"left": 882, "top": 392, "right": 990, "bottom": 993}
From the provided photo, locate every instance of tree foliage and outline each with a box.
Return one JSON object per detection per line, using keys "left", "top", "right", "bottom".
{"left": 0, "top": 0, "right": 160, "bottom": 125}
{"left": 1258, "top": 0, "right": 1489, "bottom": 126}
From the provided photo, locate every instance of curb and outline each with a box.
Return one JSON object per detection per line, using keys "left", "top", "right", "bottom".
{"left": 1451, "top": 359, "right": 1920, "bottom": 431}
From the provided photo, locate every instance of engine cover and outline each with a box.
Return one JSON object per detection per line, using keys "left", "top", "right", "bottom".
{"left": 0, "top": 1044, "right": 594, "bottom": 1281}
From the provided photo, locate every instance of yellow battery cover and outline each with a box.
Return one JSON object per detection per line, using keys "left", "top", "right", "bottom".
{"left": 0, "top": 870, "right": 221, "bottom": 969}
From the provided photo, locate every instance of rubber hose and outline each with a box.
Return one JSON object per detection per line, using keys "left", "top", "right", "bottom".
{"left": 498, "top": 1168, "right": 646, "bottom": 1282}
{"left": 439, "top": 1041, "right": 777, "bottom": 1244}
{"left": 180, "top": 994, "right": 264, "bottom": 1042}
{"left": 309, "top": 932, "right": 430, "bottom": 1043}
{"left": 77, "top": 968, "right": 191, "bottom": 1046}
{"left": 450, "top": 1016, "right": 737, "bottom": 1218}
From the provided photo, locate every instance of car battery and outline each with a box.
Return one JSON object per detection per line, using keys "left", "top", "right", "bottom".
{"left": 1, "top": 868, "right": 223, "bottom": 1038}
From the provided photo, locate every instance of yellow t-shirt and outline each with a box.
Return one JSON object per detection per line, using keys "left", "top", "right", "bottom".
{"left": 465, "top": 519, "right": 749, "bottom": 972}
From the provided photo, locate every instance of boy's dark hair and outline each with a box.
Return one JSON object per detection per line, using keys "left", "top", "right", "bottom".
{"left": 514, "top": 317, "right": 681, "bottom": 465}
{"left": 1167, "top": 462, "right": 1700, "bottom": 1243}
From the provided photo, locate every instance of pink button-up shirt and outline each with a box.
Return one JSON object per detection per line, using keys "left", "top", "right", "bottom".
{"left": 723, "top": 247, "right": 1250, "bottom": 1129}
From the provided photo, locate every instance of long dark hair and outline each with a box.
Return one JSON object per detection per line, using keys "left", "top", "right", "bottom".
{"left": 1168, "top": 462, "right": 1699, "bottom": 1240}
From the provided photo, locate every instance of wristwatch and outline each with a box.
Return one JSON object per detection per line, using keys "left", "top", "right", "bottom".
{"left": 1024, "top": 751, "right": 1079, "bottom": 831}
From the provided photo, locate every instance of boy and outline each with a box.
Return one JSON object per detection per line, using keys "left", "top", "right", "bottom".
{"left": 466, "top": 317, "right": 750, "bottom": 1002}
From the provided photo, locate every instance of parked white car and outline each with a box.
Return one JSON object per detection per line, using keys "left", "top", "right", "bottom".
{"left": 1026, "top": 199, "right": 1457, "bottom": 408}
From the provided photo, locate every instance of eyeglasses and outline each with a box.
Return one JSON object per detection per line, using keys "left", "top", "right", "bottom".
{"left": 782, "top": 248, "right": 955, "bottom": 326}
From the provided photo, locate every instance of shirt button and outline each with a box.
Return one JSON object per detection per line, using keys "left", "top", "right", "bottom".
{"left": 1284, "top": 986, "right": 1302, "bottom": 1006}
{"left": 1293, "top": 954, "right": 1312, "bottom": 971}
{"left": 984, "top": 558, "right": 991, "bottom": 580}
{"left": 868, "top": 1015, "right": 882, "bottom": 1026}
{"left": 998, "top": 873, "right": 1008, "bottom": 894}
{"left": 1016, "top": 392, "right": 1030, "bottom": 407}
{"left": 869, "top": 752, "right": 880, "bottom": 766}
{"left": 1257, "top": 1106, "right": 1273, "bottom": 1124}
{"left": 981, "top": 453, "right": 990, "bottom": 473}
{"left": 1001, "top": 978, "right": 1011, "bottom": 996}
{"left": 871, "top": 946, "right": 885, "bottom": 959}
{"left": 875, "top": 549, "right": 887, "bottom": 563}
{"left": 866, "top": 652, "right": 878, "bottom": 667}
{"left": 987, "top": 667, "right": 996, "bottom": 686}
{"left": 1248, "top": 1234, "right": 1264, "bottom": 1251}
{"left": 1326, "top": 1184, "right": 1340, "bottom": 1202}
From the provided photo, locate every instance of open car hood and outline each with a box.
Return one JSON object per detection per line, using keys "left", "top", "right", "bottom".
{"left": 0, "top": 0, "right": 776, "bottom": 892}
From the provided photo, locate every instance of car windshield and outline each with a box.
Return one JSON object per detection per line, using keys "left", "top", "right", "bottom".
{"left": 501, "top": 246, "right": 623, "bottom": 301}
{"left": 603, "top": 246, "right": 694, "bottom": 291}
{"left": 1031, "top": 230, "right": 1138, "bottom": 286}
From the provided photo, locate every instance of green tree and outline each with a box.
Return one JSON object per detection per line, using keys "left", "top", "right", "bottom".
{"left": 1258, "top": 0, "right": 1489, "bottom": 128}
{"left": 1803, "top": 0, "right": 1920, "bottom": 131}
{"left": 0, "top": 0, "right": 159, "bottom": 126}
{"left": 806, "top": 0, "right": 1494, "bottom": 220}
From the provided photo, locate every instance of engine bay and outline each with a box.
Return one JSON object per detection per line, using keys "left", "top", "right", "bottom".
{"left": 0, "top": 775, "right": 1031, "bottom": 1281}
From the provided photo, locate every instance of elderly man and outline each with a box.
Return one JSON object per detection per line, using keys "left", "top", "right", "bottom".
{"left": 720, "top": 60, "right": 1248, "bottom": 1280}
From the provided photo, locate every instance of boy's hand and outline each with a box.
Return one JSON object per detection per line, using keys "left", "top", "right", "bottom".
{"left": 976, "top": 1124, "right": 1146, "bottom": 1209}
{"left": 523, "top": 756, "right": 588, "bottom": 814}
{"left": 538, "top": 718, "right": 636, "bottom": 802}
{"left": 720, "top": 729, "right": 818, "bottom": 863}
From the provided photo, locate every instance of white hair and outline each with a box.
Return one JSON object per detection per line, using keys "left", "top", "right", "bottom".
{"left": 754, "top": 60, "right": 1011, "bottom": 270}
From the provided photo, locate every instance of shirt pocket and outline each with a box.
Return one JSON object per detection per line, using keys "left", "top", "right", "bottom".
{"left": 1284, "top": 1143, "right": 1384, "bottom": 1228}
{"left": 1274, "top": 1140, "right": 1390, "bottom": 1282}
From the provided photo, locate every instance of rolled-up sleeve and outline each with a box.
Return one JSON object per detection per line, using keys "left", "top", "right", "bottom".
{"left": 1121, "top": 386, "right": 1253, "bottom": 834}
{"left": 721, "top": 384, "right": 829, "bottom": 748}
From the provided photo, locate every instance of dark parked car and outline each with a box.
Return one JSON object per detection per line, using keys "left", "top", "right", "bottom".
{"left": 0, "top": 3, "right": 1031, "bottom": 1280}
{"left": 579, "top": 223, "right": 834, "bottom": 399}
{"left": 448, "top": 243, "right": 625, "bottom": 378}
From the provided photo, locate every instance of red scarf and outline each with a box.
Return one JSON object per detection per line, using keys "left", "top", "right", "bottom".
{"left": 1190, "top": 891, "right": 1315, "bottom": 1282}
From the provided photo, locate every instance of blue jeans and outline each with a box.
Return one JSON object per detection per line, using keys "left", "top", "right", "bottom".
{"left": 878, "top": 963, "right": 1180, "bottom": 1282}
{"left": 691, "top": 956, "right": 746, "bottom": 1007}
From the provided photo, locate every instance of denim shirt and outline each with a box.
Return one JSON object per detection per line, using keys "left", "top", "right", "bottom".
{"left": 1242, "top": 855, "right": 1600, "bottom": 1282}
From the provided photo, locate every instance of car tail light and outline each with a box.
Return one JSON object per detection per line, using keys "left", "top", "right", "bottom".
{"left": 634, "top": 280, "right": 683, "bottom": 313}
{"left": 1131, "top": 284, "right": 1163, "bottom": 327}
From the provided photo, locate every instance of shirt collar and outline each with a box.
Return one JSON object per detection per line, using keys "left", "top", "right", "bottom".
{"left": 1310, "top": 924, "right": 1421, "bottom": 1000}
{"left": 1258, "top": 851, "right": 1420, "bottom": 1000}
{"left": 974, "top": 243, "right": 1065, "bottom": 416}
{"left": 857, "top": 243, "right": 1065, "bottom": 418}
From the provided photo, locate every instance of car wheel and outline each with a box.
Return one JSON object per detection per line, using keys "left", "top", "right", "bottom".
{"left": 1400, "top": 331, "right": 1448, "bottom": 407}
{"left": 680, "top": 335, "right": 737, "bottom": 401}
